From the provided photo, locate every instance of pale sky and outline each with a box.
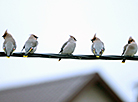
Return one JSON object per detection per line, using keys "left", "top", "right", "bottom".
{"left": 0, "top": 0, "right": 138, "bottom": 102}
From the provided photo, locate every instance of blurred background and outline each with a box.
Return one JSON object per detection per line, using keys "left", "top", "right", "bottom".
{"left": 0, "top": 0, "right": 138, "bottom": 101}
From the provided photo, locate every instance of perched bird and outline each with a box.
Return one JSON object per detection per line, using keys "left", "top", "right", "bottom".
{"left": 21, "top": 34, "right": 38, "bottom": 57}
{"left": 59, "top": 35, "right": 77, "bottom": 61}
{"left": 91, "top": 33, "right": 105, "bottom": 58}
{"left": 2, "top": 30, "right": 16, "bottom": 58}
{"left": 122, "top": 36, "right": 137, "bottom": 63}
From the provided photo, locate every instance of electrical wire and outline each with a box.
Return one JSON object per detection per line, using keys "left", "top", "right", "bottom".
{"left": 0, "top": 52, "right": 138, "bottom": 61}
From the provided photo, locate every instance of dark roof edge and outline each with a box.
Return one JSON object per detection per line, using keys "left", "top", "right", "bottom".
{"left": 66, "top": 73, "right": 123, "bottom": 102}
{"left": 94, "top": 73, "right": 123, "bottom": 102}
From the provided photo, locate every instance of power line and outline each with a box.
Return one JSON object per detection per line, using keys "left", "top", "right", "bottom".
{"left": 0, "top": 52, "right": 138, "bottom": 61}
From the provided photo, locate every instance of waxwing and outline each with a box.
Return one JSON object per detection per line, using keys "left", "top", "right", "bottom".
{"left": 21, "top": 34, "right": 38, "bottom": 57}
{"left": 91, "top": 34, "right": 105, "bottom": 58}
{"left": 2, "top": 30, "right": 16, "bottom": 58}
{"left": 122, "top": 36, "right": 137, "bottom": 63}
{"left": 59, "top": 35, "right": 77, "bottom": 61}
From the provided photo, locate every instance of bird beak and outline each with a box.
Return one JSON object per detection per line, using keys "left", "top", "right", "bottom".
{"left": 2, "top": 36, "right": 5, "bottom": 39}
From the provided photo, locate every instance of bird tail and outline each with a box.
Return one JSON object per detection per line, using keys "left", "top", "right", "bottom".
{"left": 96, "top": 55, "right": 100, "bottom": 58}
{"left": 6, "top": 55, "right": 10, "bottom": 58}
{"left": 58, "top": 58, "right": 61, "bottom": 61}
{"left": 96, "top": 54, "right": 100, "bottom": 58}
{"left": 122, "top": 59, "right": 126, "bottom": 63}
{"left": 23, "top": 54, "right": 28, "bottom": 58}
{"left": 23, "top": 47, "right": 33, "bottom": 58}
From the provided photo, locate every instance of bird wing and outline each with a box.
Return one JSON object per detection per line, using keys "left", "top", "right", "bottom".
{"left": 22, "top": 39, "right": 38, "bottom": 51}
{"left": 59, "top": 41, "right": 68, "bottom": 53}
{"left": 31, "top": 40, "right": 38, "bottom": 47}
{"left": 101, "top": 42, "right": 105, "bottom": 51}
{"left": 13, "top": 40, "right": 16, "bottom": 49}
{"left": 21, "top": 45, "right": 25, "bottom": 51}
{"left": 3, "top": 41, "right": 6, "bottom": 48}
{"left": 92, "top": 43, "right": 95, "bottom": 50}
{"left": 122, "top": 44, "right": 128, "bottom": 55}
{"left": 35, "top": 40, "right": 38, "bottom": 47}
{"left": 92, "top": 43, "right": 96, "bottom": 55}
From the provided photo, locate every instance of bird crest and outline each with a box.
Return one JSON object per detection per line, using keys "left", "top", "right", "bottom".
{"left": 2, "top": 30, "right": 8, "bottom": 39}
{"left": 91, "top": 33, "right": 97, "bottom": 42}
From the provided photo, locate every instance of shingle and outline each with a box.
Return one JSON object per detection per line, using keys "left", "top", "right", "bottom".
{"left": 0, "top": 74, "right": 93, "bottom": 102}
{"left": 0, "top": 73, "right": 122, "bottom": 102}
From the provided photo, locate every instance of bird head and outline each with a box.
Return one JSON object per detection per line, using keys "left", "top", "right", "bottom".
{"left": 33, "top": 34, "right": 38, "bottom": 39}
{"left": 91, "top": 33, "right": 97, "bottom": 42}
{"left": 128, "top": 36, "right": 135, "bottom": 44}
{"left": 30, "top": 34, "right": 38, "bottom": 40}
{"left": 69, "top": 35, "right": 77, "bottom": 41}
{"left": 2, "top": 30, "right": 8, "bottom": 39}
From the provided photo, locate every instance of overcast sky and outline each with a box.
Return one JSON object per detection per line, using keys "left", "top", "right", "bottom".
{"left": 0, "top": 0, "right": 138, "bottom": 101}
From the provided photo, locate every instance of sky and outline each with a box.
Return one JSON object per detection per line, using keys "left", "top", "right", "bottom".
{"left": 0, "top": 0, "right": 138, "bottom": 101}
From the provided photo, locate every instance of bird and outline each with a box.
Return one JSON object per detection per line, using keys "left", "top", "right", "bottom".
{"left": 91, "top": 33, "right": 105, "bottom": 58}
{"left": 21, "top": 34, "right": 38, "bottom": 57}
{"left": 2, "top": 30, "right": 16, "bottom": 58}
{"left": 58, "top": 35, "right": 77, "bottom": 61}
{"left": 122, "top": 36, "right": 137, "bottom": 63}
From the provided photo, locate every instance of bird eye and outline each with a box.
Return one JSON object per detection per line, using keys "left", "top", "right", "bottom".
{"left": 91, "top": 37, "right": 96, "bottom": 42}
{"left": 2, "top": 34, "right": 7, "bottom": 38}
{"left": 128, "top": 39, "right": 133, "bottom": 44}
{"left": 74, "top": 38, "right": 77, "bottom": 41}
{"left": 33, "top": 35, "right": 38, "bottom": 39}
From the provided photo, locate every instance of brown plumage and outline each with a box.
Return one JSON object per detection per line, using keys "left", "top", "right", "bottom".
{"left": 2, "top": 30, "right": 16, "bottom": 58}
{"left": 22, "top": 34, "right": 38, "bottom": 57}
{"left": 59, "top": 35, "right": 76, "bottom": 61}
{"left": 91, "top": 33, "right": 105, "bottom": 58}
{"left": 122, "top": 36, "right": 137, "bottom": 63}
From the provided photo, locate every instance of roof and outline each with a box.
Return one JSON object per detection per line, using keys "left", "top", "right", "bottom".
{"left": 0, "top": 73, "right": 123, "bottom": 102}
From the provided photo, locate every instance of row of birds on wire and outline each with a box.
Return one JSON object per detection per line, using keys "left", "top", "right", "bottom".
{"left": 2, "top": 30, "right": 138, "bottom": 63}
